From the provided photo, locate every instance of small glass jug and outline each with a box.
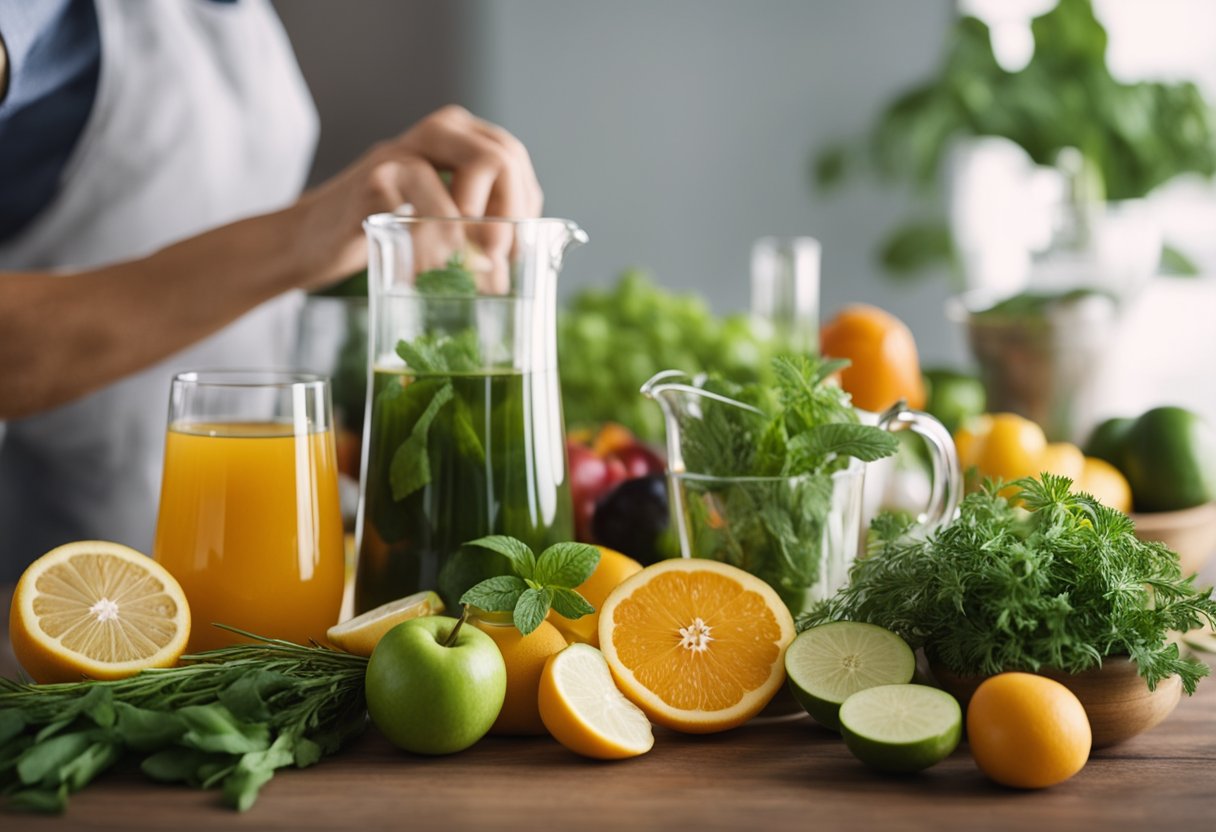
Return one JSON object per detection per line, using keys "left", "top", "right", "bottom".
{"left": 355, "top": 215, "right": 587, "bottom": 613}
{"left": 641, "top": 371, "right": 962, "bottom": 615}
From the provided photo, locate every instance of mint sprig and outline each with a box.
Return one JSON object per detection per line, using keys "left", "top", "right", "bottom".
{"left": 460, "top": 537, "right": 600, "bottom": 634}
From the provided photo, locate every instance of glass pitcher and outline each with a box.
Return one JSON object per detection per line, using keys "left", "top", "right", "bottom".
{"left": 641, "top": 371, "right": 961, "bottom": 615}
{"left": 354, "top": 215, "right": 587, "bottom": 613}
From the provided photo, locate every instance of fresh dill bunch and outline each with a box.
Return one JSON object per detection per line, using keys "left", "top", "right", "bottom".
{"left": 800, "top": 474, "right": 1216, "bottom": 693}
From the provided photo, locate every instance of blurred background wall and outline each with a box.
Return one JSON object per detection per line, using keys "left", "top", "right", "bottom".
{"left": 275, "top": 0, "right": 1216, "bottom": 378}
{"left": 274, "top": 0, "right": 963, "bottom": 361}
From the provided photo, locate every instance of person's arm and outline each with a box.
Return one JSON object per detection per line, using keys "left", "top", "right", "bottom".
{"left": 0, "top": 105, "right": 542, "bottom": 420}
{"left": 1, "top": 27, "right": 9, "bottom": 104}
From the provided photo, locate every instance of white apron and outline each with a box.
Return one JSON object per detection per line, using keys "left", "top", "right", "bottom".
{"left": 0, "top": 0, "right": 319, "bottom": 580}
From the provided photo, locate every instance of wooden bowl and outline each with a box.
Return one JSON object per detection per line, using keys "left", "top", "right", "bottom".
{"left": 1132, "top": 501, "right": 1216, "bottom": 577}
{"left": 930, "top": 658, "right": 1182, "bottom": 748}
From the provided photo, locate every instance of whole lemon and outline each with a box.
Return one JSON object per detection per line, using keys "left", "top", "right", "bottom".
{"left": 967, "top": 672, "right": 1091, "bottom": 789}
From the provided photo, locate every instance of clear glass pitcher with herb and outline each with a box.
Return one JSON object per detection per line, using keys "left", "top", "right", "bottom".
{"left": 642, "top": 359, "right": 962, "bottom": 616}
{"left": 355, "top": 215, "right": 587, "bottom": 613}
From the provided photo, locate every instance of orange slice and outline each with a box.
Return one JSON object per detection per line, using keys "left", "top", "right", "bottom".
{"left": 9, "top": 541, "right": 191, "bottom": 683}
{"left": 598, "top": 558, "right": 795, "bottom": 733}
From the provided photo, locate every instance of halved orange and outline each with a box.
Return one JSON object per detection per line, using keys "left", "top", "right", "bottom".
{"left": 598, "top": 558, "right": 795, "bottom": 733}
{"left": 10, "top": 541, "right": 192, "bottom": 683}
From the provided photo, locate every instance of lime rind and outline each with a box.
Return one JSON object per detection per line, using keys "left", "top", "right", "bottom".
{"left": 839, "top": 684, "right": 962, "bottom": 772}
{"left": 784, "top": 621, "right": 916, "bottom": 729}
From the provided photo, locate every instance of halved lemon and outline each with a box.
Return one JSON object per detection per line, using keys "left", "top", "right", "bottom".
{"left": 538, "top": 643, "right": 654, "bottom": 759}
{"left": 598, "top": 558, "right": 795, "bottom": 733}
{"left": 326, "top": 590, "right": 444, "bottom": 657}
{"left": 10, "top": 541, "right": 191, "bottom": 683}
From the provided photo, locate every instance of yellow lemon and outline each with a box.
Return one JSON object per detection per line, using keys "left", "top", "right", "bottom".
{"left": 10, "top": 541, "right": 191, "bottom": 683}
{"left": 538, "top": 643, "right": 654, "bottom": 759}
{"left": 326, "top": 590, "right": 444, "bottom": 657}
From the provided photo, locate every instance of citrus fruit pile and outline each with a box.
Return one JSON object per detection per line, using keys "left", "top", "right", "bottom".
{"left": 956, "top": 411, "right": 1132, "bottom": 511}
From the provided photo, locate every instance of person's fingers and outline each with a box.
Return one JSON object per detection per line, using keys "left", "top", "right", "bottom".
{"left": 466, "top": 117, "right": 544, "bottom": 218}
{"left": 368, "top": 156, "right": 467, "bottom": 275}
{"left": 399, "top": 107, "right": 532, "bottom": 220}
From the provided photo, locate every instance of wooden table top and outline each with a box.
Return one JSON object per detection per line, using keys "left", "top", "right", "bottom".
{"left": 3, "top": 585, "right": 1215, "bottom": 832}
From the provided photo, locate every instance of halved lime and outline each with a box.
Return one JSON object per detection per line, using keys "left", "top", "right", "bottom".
{"left": 839, "top": 684, "right": 962, "bottom": 772}
{"left": 784, "top": 621, "right": 916, "bottom": 730}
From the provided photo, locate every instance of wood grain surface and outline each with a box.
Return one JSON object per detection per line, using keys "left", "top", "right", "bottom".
{"left": 3, "top": 584, "right": 1215, "bottom": 832}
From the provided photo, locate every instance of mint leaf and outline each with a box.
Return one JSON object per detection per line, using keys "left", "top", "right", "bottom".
{"left": 389, "top": 382, "right": 454, "bottom": 500}
{"left": 795, "top": 422, "right": 898, "bottom": 463}
{"left": 416, "top": 255, "right": 477, "bottom": 296}
{"left": 550, "top": 587, "right": 595, "bottom": 620}
{"left": 461, "top": 575, "right": 529, "bottom": 612}
{"left": 466, "top": 535, "right": 537, "bottom": 579}
{"left": 535, "top": 542, "right": 601, "bottom": 588}
{"left": 513, "top": 587, "right": 553, "bottom": 635}
{"left": 396, "top": 338, "right": 443, "bottom": 374}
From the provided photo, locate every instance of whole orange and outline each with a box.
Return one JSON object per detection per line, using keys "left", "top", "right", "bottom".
{"left": 471, "top": 614, "right": 568, "bottom": 736}
{"left": 548, "top": 546, "right": 643, "bottom": 646}
{"left": 967, "top": 672, "right": 1091, "bottom": 789}
{"left": 820, "top": 304, "right": 925, "bottom": 412}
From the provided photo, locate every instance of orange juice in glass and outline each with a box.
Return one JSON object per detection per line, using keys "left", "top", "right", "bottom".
{"left": 153, "top": 371, "right": 345, "bottom": 652}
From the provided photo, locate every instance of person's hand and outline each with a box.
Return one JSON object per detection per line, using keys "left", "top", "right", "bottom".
{"left": 286, "top": 105, "right": 542, "bottom": 291}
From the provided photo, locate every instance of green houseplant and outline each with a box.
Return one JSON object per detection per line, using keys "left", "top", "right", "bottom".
{"left": 815, "top": 0, "right": 1216, "bottom": 277}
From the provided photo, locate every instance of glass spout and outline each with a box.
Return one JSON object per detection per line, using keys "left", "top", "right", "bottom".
{"left": 639, "top": 371, "right": 763, "bottom": 475}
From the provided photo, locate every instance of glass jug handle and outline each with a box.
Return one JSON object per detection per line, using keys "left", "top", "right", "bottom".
{"left": 876, "top": 402, "right": 963, "bottom": 530}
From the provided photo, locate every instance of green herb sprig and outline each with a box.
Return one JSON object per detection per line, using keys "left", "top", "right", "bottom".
{"left": 801, "top": 474, "right": 1216, "bottom": 692}
{"left": 0, "top": 629, "right": 367, "bottom": 813}
{"left": 674, "top": 355, "right": 898, "bottom": 613}
{"left": 459, "top": 536, "right": 600, "bottom": 634}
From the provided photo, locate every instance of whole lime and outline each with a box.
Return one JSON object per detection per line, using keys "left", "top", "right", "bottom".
{"left": 923, "top": 369, "right": 986, "bottom": 435}
{"left": 1083, "top": 417, "right": 1134, "bottom": 468}
{"left": 365, "top": 616, "right": 506, "bottom": 755}
{"left": 1121, "top": 406, "right": 1216, "bottom": 512}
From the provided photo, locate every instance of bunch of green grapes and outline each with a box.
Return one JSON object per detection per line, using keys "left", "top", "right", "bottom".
{"left": 558, "top": 270, "right": 776, "bottom": 443}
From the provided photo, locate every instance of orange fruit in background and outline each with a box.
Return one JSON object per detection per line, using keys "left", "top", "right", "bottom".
{"left": 548, "top": 546, "right": 643, "bottom": 646}
{"left": 10, "top": 541, "right": 191, "bottom": 683}
{"left": 471, "top": 614, "right": 568, "bottom": 735}
{"left": 1039, "top": 442, "right": 1086, "bottom": 482}
{"left": 967, "top": 672, "right": 1091, "bottom": 789}
{"left": 974, "top": 413, "right": 1048, "bottom": 485}
{"left": 820, "top": 304, "right": 926, "bottom": 412}
{"left": 1077, "top": 456, "right": 1132, "bottom": 514}
{"left": 598, "top": 558, "right": 795, "bottom": 733}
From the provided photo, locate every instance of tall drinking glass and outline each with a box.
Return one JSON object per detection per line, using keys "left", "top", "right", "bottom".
{"left": 153, "top": 371, "right": 345, "bottom": 652}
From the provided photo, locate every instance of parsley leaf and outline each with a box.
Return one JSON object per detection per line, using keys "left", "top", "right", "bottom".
{"left": 802, "top": 474, "right": 1216, "bottom": 694}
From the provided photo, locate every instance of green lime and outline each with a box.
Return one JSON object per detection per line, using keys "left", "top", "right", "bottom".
{"left": 923, "top": 369, "right": 986, "bottom": 435}
{"left": 1083, "top": 417, "right": 1134, "bottom": 468}
{"left": 839, "top": 684, "right": 962, "bottom": 772}
{"left": 1121, "top": 406, "right": 1216, "bottom": 512}
{"left": 784, "top": 622, "right": 915, "bottom": 731}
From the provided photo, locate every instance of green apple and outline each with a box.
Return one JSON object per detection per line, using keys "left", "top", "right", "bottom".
{"left": 365, "top": 615, "right": 506, "bottom": 755}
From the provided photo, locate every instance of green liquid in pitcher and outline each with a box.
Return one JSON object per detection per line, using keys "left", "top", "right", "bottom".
{"left": 355, "top": 367, "right": 573, "bottom": 612}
